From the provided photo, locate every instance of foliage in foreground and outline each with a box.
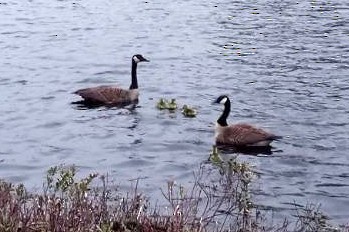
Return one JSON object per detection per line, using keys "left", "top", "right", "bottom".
{"left": 0, "top": 149, "right": 347, "bottom": 232}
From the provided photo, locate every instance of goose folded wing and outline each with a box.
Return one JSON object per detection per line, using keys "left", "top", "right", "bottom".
{"left": 224, "top": 123, "right": 275, "bottom": 146}
{"left": 75, "top": 85, "right": 128, "bottom": 104}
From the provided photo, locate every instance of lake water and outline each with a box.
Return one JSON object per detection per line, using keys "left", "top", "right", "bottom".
{"left": 1, "top": 0, "right": 349, "bottom": 224}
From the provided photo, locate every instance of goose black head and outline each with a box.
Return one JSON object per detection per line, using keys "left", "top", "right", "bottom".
{"left": 214, "top": 95, "right": 230, "bottom": 105}
{"left": 132, "top": 54, "right": 150, "bottom": 63}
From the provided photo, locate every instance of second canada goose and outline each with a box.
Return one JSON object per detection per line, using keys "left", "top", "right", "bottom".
{"left": 214, "top": 95, "right": 281, "bottom": 147}
{"left": 74, "top": 54, "right": 149, "bottom": 105}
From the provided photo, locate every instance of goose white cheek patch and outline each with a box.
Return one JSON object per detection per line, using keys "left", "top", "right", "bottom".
{"left": 220, "top": 97, "right": 227, "bottom": 104}
{"left": 133, "top": 56, "right": 140, "bottom": 63}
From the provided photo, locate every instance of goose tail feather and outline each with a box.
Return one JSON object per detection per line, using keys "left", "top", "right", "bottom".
{"left": 270, "top": 135, "right": 283, "bottom": 140}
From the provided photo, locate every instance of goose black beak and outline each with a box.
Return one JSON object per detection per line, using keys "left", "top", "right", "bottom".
{"left": 143, "top": 58, "right": 150, "bottom": 62}
{"left": 212, "top": 98, "right": 221, "bottom": 104}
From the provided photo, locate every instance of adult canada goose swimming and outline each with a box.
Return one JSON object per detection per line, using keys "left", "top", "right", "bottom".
{"left": 74, "top": 54, "right": 149, "bottom": 105}
{"left": 214, "top": 95, "right": 281, "bottom": 147}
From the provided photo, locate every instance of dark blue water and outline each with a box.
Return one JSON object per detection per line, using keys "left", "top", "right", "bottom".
{"left": 1, "top": 0, "right": 348, "bottom": 224}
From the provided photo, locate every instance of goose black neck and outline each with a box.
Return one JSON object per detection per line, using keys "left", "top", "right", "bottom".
{"left": 129, "top": 60, "right": 138, "bottom": 90}
{"left": 217, "top": 99, "right": 230, "bottom": 127}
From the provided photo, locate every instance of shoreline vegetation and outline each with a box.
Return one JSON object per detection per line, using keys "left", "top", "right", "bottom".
{"left": 0, "top": 147, "right": 347, "bottom": 232}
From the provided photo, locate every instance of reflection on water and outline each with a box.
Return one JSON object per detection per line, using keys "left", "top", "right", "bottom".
{"left": 1, "top": 0, "right": 349, "bottom": 224}
{"left": 71, "top": 100, "right": 139, "bottom": 110}
{"left": 217, "top": 144, "right": 275, "bottom": 156}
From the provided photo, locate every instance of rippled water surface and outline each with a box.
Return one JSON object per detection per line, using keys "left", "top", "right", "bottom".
{"left": 1, "top": 0, "right": 349, "bottom": 223}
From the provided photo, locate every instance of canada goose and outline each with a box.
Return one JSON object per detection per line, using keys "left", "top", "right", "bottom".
{"left": 74, "top": 54, "right": 149, "bottom": 105}
{"left": 214, "top": 95, "right": 281, "bottom": 147}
